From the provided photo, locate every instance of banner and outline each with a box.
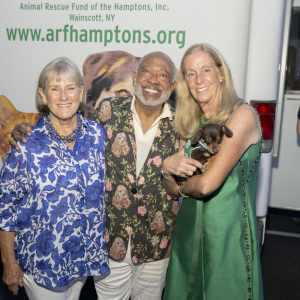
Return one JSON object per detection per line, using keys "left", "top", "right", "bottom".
{"left": 0, "top": 0, "right": 251, "bottom": 164}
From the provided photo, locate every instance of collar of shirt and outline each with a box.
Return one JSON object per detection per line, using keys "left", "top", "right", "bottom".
{"left": 130, "top": 95, "right": 173, "bottom": 131}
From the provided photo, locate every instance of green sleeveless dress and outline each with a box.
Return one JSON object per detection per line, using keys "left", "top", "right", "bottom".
{"left": 164, "top": 114, "right": 264, "bottom": 300}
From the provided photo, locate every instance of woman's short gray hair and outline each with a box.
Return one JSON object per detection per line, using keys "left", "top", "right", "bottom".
{"left": 36, "top": 57, "right": 86, "bottom": 114}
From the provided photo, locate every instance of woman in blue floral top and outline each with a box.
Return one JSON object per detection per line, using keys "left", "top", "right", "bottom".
{"left": 0, "top": 57, "right": 109, "bottom": 300}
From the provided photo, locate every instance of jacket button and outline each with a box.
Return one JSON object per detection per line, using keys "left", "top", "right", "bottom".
{"left": 131, "top": 188, "right": 137, "bottom": 194}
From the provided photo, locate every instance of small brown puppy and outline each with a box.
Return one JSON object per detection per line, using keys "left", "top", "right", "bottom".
{"left": 191, "top": 123, "right": 233, "bottom": 174}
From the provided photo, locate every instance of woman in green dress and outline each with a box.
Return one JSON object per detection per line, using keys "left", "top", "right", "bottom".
{"left": 162, "top": 44, "right": 264, "bottom": 300}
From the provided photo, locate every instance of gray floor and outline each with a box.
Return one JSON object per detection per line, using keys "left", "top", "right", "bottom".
{"left": 260, "top": 208, "right": 300, "bottom": 300}
{"left": 0, "top": 207, "right": 299, "bottom": 300}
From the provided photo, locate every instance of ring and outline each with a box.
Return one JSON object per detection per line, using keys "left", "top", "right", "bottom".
{"left": 185, "top": 169, "right": 189, "bottom": 174}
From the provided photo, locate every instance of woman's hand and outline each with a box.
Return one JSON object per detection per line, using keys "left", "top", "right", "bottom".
{"left": 162, "top": 149, "right": 203, "bottom": 199}
{"left": 2, "top": 259, "right": 24, "bottom": 295}
{"left": 9, "top": 123, "right": 33, "bottom": 150}
{"left": 162, "top": 148, "right": 203, "bottom": 178}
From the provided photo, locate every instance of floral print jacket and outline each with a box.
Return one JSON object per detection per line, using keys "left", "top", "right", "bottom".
{"left": 0, "top": 114, "right": 110, "bottom": 287}
{"left": 94, "top": 97, "right": 180, "bottom": 264}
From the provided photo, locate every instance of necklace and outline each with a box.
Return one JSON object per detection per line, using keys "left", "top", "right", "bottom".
{"left": 201, "top": 113, "right": 210, "bottom": 125}
{"left": 45, "top": 114, "right": 82, "bottom": 143}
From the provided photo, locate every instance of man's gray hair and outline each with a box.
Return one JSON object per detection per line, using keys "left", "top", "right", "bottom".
{"left": 135, "top": 52, "right": 176, "bottom": 83}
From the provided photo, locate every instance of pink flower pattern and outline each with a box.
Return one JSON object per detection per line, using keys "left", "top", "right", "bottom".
{"left": 160, "top": 239, "right": 168, "bottom": 249}
{"left": 105, "top": 233, "right": 110, "bottom": 243}
{"left": 138, "top": 176, "right": 145, "bottom": 185}
{"left": 138, "top": 205, "right": 147, "bottom": 216}
{"left": 106, "top": 181, "right": 112, "bottom": 191}
{"left": 106, "top": 128, "right": 113, "bottom": 139}
{"left": 126, "top": 226, "right": 133, "bottom": 235}
{"left": 127, "top": 174, "right": 135, "bottom": 184}
{"left": 152, "top": 236, "right": 160, "bottom": 246}
{"left": 155, "top": 128, "right": 161, "bottom": 137}
{"left": 132, "top": 255, "right": 138, "bottom": 264}
{"left": 153, "top": 155, "right": 162, "bottom": 167}
{"left": 147, "top": 158, "right": 153, "bottom": 166}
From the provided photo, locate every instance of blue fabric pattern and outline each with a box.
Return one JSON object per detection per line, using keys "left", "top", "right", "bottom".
{"left": 0, "top": 113, "right": 110, "bottom": 287}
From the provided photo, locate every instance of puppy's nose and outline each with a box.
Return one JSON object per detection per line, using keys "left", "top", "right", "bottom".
{"left": 212, "top": 146, "right": 220, "bottom": 154}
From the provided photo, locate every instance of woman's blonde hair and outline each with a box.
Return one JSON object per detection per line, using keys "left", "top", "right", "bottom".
{"left": 36, "top": 57, "right": 86, "bottom": 115}
{"left": 174, "top": 43, "right": 244, "bottom": 138}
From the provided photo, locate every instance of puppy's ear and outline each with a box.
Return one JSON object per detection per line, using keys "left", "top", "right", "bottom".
{"left": 191, "top": 129, "right": 203, "bottom": 145}
{"left": 221, "top": 125, "right": 233, "bottom": 138}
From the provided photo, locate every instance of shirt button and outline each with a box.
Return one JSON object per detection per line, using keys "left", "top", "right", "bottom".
{"left": 131, "top": 188, "right": 137, "bottom": 194}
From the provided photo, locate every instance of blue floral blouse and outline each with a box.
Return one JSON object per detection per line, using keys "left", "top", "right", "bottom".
{"left": 0, "top": 114, "right": 110, "bottom": 287}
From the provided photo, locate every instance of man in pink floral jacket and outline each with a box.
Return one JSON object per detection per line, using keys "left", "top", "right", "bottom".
{"left": 93, "top": 52, "right": 180, "bottom": 300}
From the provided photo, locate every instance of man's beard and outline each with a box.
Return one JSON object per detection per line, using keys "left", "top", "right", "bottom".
{"left": 134, "top": 82, "right": 172, "bottom": 107}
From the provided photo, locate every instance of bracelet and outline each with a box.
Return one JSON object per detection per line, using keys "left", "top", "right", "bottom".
{"left": 298, "top": 106, "right": 300, "bottom": 119}
{"left": 178, "top": 185, "right": 188, "bottom": 198}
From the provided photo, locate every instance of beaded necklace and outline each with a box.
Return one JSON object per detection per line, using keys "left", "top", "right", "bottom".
{"left": 45, "top": 114, "right": 82, "bottom": 143}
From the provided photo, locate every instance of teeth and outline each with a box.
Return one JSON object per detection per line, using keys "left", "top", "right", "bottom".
{"left": 58, "top": 104, "right": 71, "bottom": 107}
{"left": 197, "top": 87, "right": 208, "bottom": 92}
{"left": 145, "top": 88, "right": 159, "bottom": 94}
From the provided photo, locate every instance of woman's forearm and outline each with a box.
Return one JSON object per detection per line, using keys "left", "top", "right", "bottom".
{"left": 0, "top": 231, "right": 16, "bottom": 264}
{"left": 0, "top": 231, "right": 24, "bottom": 295}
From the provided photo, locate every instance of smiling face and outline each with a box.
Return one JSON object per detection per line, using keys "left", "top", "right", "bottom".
{"left": 184, "top": 50, "right": 223, "bottom": 108}
{"left": 39, "top": 75, "right": 83, "bottom": 126}
{"left": 132, "top": 54, "right": 176, "bottom": 107}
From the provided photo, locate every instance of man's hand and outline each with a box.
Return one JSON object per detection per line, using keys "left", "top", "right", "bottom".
{"left": 9, "top": 123, "right": 33, "bottom": 150}
{"left": 2, "top": 260, "right": 24, "bottom": 295}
